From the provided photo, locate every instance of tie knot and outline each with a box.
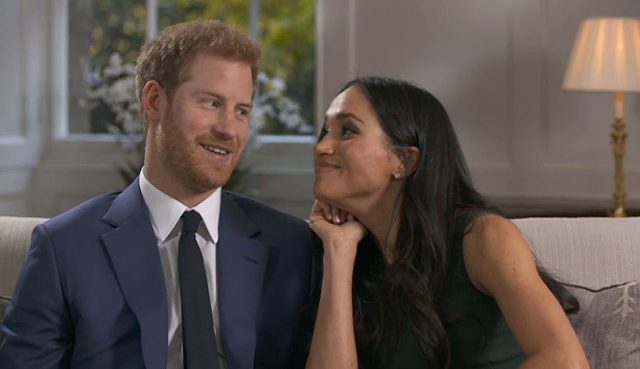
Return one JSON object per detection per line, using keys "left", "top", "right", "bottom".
{"left": 181, "top": 211, "right": 202, "bottom": 234}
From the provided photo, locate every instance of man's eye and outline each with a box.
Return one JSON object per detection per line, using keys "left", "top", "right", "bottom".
{"left": 204, "top": 99, "right": 221, "bottom": 108}
{"left": 236, "top": 108, "right": 250, "bottom": 118}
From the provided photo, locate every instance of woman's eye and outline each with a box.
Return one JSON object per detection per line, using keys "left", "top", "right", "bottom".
{"left": 341, "top": 126, "right": 357, "bottom": 136}
{"left": 318, "top": 124, "right": 329, "bottom": 138}
{"left": 318, "top": 123, "right": 356, "bottom": 139}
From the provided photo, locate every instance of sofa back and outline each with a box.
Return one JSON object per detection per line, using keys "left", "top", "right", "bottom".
{"left": 513, "top": 217, "right": 640, "bottom": 290}
{"left": 4, "top": 216, "right": 637, "bottom": 291}
{"left": 0, "top": 216, "right": 46, "bottom": 320}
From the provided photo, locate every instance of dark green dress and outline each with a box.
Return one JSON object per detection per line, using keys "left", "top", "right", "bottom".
{"left": 388, "top": 213, "right": 525, "bottom": 369}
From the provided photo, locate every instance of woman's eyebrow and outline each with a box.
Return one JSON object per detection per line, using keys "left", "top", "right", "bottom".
{"left": 326, "top": 112, "right": 364, "bottom": 124}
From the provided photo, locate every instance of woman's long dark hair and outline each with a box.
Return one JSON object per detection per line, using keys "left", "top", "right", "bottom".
{"left": 314, "top": 77, "right": 578, "bottom": 369}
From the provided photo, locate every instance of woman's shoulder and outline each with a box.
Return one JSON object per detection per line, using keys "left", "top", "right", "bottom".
{"left": 461, "top": 213, "right": 534, "bottom": 295}
{"left": 464, "top": 213, "right": 524, "bottom": 251}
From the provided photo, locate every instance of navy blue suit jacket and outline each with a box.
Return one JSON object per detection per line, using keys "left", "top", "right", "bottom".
{"left": 0, "top": 179, "right": 315, "bottom": 369}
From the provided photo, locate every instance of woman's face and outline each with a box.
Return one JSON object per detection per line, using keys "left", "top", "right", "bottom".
{"left": 314, "top": 86, "right": 404, "bottom": 214}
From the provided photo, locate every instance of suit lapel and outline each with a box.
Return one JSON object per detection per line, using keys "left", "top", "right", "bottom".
{"left": 218, "top": 193, "right": 268, "bottom": 369}
{"left": 100, "top": 179, "right": 168, "bottom": 369}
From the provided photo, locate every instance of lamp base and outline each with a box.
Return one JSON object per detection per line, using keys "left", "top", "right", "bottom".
{"left": 611, "top": 92, "right": 626, "bottom": 218}
{"left": 612, "top": 207, "right": 626, "bottom": 218}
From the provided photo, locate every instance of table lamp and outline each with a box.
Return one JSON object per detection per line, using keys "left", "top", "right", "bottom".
{"left": 563, "top": 17, "right": 640, "bottom": 217}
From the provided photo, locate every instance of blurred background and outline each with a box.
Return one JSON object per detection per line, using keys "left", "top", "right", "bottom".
{"left": 0, "top": 0, "right": 639, "bottom": 219}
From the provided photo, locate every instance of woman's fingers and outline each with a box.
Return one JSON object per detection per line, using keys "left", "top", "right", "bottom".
{"left": 327, "top": 203, "right": 347, "bottom": 224}
{"left": 335, "top": 208, "right": 350, "bottom": 224}
{"left": 312, "top": 200, "right": 351, "bottom": 224}
{"left": 320, "top": 201, "right": 333, "bottom": 222}
{"left": 311, "top": 200, "right": 331, "bottom": 221}
{"left": 331, "top": 206, "right": 341, "bottom": 224}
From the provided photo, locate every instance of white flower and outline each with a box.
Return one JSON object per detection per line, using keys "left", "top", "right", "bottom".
{"left": 104, "top": 53, "right": 125, "bottom": 78}
{"left": 86, "top": 52, "right": 141, "bottom": 136}
{"left": 270, "top": 77, "right": 286, "bottom": 92}
{"left": 88, "top": 52, "right": 311, "bottom": 141}
{"left": 251, "top": 73, "right": 312, "bottom": 134}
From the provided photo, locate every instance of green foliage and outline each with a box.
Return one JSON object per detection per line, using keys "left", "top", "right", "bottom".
{"left": 260, "top": 0, "right": 316, "bottom": 129}
{"left": 158, "top": 0, "right": 249, "bottom": 29}
{"left": 91, "top": 0, "right": 146, "bottom": 66}
{"left": 89, "top": 0, "right": 315, "bottom": 134}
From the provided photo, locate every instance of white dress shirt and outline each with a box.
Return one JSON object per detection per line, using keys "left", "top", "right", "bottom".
{"left": 139, "top": 170, "right": 226, "bottom": 369}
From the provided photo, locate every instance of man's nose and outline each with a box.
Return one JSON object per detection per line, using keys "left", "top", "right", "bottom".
{"left": 211, "top": 109, "right": 237, "bottom": 138}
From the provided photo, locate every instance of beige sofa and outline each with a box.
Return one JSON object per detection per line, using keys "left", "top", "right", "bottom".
{"left": 1, "top": 216, "right": 639, "bottom": 368}
{"left": 0, "top": 216, "right": 47, "bottom": 313}
{"left": 512, "top": 217, "right": 639, "bottom": 369}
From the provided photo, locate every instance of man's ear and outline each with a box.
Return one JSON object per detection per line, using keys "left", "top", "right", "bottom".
{"left": 141, "top": 80, "right": 165, "bottom": 124}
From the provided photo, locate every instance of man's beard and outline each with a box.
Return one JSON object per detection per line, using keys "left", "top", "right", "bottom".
{"left": 156, "top": 119, "right": 243, "bottom": 193}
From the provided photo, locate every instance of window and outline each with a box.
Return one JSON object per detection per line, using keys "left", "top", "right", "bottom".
{"left": 67, "top": 0, "right": 315, "bottom": 137}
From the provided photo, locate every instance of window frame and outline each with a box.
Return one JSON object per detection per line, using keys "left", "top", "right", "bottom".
{"left": 57, "top": 0, "right": 318, "bottom": 143}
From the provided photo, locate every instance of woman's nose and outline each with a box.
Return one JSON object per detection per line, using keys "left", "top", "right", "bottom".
{"left": 314, "top": 134, "right": 335, "bottom": 156}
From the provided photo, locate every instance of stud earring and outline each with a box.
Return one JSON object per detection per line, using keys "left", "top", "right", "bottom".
{"left": 393, "top": 173, "right": 402, "bottom": 179}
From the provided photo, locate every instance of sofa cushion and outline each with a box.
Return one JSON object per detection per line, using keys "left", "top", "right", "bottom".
{"left": 0, "top": 295, "right": 10, "bottom": 323}
{"left": 569, "top": 281, "right": 640, "bottom": 369}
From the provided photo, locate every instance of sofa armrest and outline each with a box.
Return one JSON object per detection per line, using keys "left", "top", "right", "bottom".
{"left": 0, "top": 216, "right": 47, "bottom": 298}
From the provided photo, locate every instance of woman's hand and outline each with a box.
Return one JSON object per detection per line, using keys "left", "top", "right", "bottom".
{"left": 309, "top": 200, "right": 367, "bottom": 269}
{"left": 306, "top": 200, "right": 363, "bottom": 369}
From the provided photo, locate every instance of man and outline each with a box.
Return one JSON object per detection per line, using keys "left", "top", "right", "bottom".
{"left": 0, "top": 20, "right": 314, "bottom": 369}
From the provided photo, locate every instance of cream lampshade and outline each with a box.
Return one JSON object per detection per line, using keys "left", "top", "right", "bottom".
{"left": 563, "top": 17, "right": 640, "bottom": 217}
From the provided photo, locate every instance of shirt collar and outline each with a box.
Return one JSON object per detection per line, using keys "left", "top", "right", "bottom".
{"left": 139, "top": 169, "right": 221, "bottom": 243}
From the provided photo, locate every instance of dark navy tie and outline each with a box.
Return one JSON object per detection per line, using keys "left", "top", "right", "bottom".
{"left": 179, "top": 210, "right": 220, "bottom": 369}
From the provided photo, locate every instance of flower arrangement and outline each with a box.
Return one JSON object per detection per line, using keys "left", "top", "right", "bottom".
{"left": 85, "top": 53, "right": 143, "bottom": 185}
{"left": 253, "top": 73, "right": 314, "bottom": 135}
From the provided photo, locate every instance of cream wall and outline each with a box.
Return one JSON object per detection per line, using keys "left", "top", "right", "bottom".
{"left": 0, "top": 0, "right": 48, "bottom": 216}
{"left": 319, "top": 0, "right": 640, "bottom": 215}
{"left": 1, "top": 0, "right": 639, "bottom": 218}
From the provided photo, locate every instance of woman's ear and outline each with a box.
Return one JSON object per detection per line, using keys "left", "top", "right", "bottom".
{"left": 392, "top": 146, "right": 420, "bottom": 179}
{"left": 402, "top": 146, "right": 420, "bottom": 177}
{"left": 141, "top": 80, "right": 165, "bottom": 124}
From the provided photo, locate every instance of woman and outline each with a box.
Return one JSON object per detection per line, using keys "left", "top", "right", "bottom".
{"left": 305, "top": 77, "right": 589, "bottom": 369}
